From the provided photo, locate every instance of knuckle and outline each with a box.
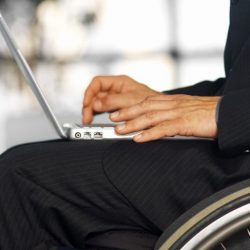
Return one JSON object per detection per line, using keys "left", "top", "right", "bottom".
{"left": 172, "top": 107, "right": 182, "bottom": 117}
{"left": 118, "top": 109, "right": 126, "bottom": 118}
{"left": 140, "top": 100, "right": 152, "bottom": 110}
{"left": 103, "top": 96, "right": 113, "bottom": 106}
{"left": 117, "top": 75, "right": 130, "bottom": 86}
{"left": 126, "top": 121, "right": 136, "bottom": 130}
{"left": 158, "top": 122, "right": 167, "bottom": 129}
{"left": 120, "top": 74, "right": 128, "bottom": 78}
{"left": 119, "top": 75, "right": 130, "bottom": 81}
{"left": 145, "top": 95, "right": 157, "bottom": 101}
{"left": 140, "top": 100, "right": 147, "bottom": 109}
{"left": 169, "top": 100, "right": 179, "bottom": 108}
{"left": 145, "top": 111, "right": 158, "bottom": 120}
{"left": 145, "top": 96, "right": 152, "bottom": 101}
{"left": 92, "top": 76, "right": 101, "bottom": 82}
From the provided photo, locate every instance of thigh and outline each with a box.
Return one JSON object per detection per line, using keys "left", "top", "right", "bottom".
{"left": 0, "top": 140, "right": 155, "bottom": 249}
{"left": 102, "top": 139, "right": 250, "bottom": 231}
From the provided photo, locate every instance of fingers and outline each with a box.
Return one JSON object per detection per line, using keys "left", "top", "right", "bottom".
{"left": 113, "top": 94, "right": 221, "bottom": 141}
{"left": 115, "top": 109, "right": 180, "bottom": 135}
{"left": 133, "top": 120, "right": 180, "bottom": 142}
{"left": 110, "top": 97, "right": 199, "bottom": 122}
{"left": 91, "top": 93, "right": 134, "bottom": 113}
{"left": 82, "top": 76, "right": 116, "bottom": 124}
{"left": 82, "top": 105, "right": 94, "bottom": 124}
{"left": 82, "top": 93, "right": 136, "bottom": 123}
{"left": 110, "top": 100, "right": 175, "bottom": 122}
{"left": 84, "top": 76, "right": 112, "bottom": 107}
{"left": 83, "top": 75, "right": 128, "bottom": 107}
{"left": 83, "top": 75, "right": 132, "bottom": 124}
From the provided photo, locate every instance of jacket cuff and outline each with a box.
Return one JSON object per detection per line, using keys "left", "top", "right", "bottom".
{"left": 215, "top": 97, "right": 223, "bottom": 125}
{"left": 218, "top": 89, "right": 250, "bottom": 155}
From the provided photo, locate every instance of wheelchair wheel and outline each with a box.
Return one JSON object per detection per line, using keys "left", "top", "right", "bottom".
{"left": 213, "top": 227, "right": 250, "bottom": 250}
{"left": 178, "top": 201, "right": 250, "bottom": 249}
{"left": 155, "top": 179, "right": 250, "bottom": 250}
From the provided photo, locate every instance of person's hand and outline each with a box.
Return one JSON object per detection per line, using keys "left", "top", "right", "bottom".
{"left": 82, "top": 75, "right": 160, "bottom": 124}
{"left": 109, "top": 94, "right": 221, "bottom": 142}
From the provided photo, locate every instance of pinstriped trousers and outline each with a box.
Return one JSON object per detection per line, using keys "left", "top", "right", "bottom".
{"left": 0, "top": 139, "right": 250, "bottom": 249}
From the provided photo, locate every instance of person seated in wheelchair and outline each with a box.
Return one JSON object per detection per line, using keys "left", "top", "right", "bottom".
{"left": 0, "top": 1, "right": 250, "bottom": 250}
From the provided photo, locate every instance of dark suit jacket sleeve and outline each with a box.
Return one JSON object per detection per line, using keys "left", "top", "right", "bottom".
{"left": 163, "top": 78, "right": 225, "bottom": 96}
{"left": 218, "top": 88, "right": 250, "bottom": 155}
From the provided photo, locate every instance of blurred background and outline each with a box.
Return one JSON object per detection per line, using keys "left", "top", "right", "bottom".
{"left": 0, "top": 0, "right": 229, "bottom": 153}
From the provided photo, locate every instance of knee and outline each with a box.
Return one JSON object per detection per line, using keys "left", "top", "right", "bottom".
{"left": 0, "top": 143, "right": 45, "bottom": 175}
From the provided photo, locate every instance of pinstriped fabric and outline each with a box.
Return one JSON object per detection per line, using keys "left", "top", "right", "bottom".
{"left": 0, "top": 140, "right": 250, "bottom": 249}
{"left": 218, "top": 28, "right": 250, "bottom": 154}
{"left": 0, "top": 141, "right": 157, "bottom": 250}
{"left": 1, "top": 3, "right": 250, "bottom": 249}
{"left": 216, "top": 1, "right": 250, "bottom": 155}
{"left": 103, "top": 139, "right": 250, "bottom": 231}
{"left": 2, "top": 139, "right": 249, "bottom": 249}
{"left": 218, "top": 89, "right": 250, "bottom": 155}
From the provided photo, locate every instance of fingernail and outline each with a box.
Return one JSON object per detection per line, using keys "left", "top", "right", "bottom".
{"left": 134, "top": 134, "right": 143, "bottom": 141}
{"left": 94, "top": 100, "right": 102, "bottom": 110}
{"left": 111, "top": 111, "right": 119, "bottom": 119}
{"left": 117, "top": 124, "right": 126, "bottom": 131}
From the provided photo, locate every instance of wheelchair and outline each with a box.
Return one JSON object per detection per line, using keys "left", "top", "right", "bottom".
{"left": 155, "top": 178, "right": 250, "bottom": 250}
{"left": 85, "top": 179, "right": 250, "bottom": 250}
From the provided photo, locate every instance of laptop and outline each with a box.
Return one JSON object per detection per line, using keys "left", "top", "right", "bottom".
{"left": 0, "top": 12, "right": 139, "bottom": 140}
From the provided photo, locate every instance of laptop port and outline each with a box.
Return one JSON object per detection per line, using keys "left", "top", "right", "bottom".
{"left": 83, "top": 132, "right": 92, "bottom": 139}
{"left": 75, "top": 132, "right": 81, "bottom": 139}
{"left": 94, "top": 132, "right": 103, "bottom": 139}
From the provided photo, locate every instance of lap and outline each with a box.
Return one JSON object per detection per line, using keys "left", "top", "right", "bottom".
{"left": 102, "top": 139, "right": 250, "bottom": 230}
{"left": 0, "top": 140, "right": 157, "bottom": 248}
{"left": 1, "top": 139, "right": 250, "bottom": 242}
